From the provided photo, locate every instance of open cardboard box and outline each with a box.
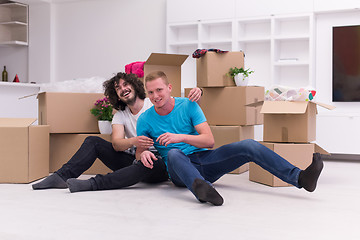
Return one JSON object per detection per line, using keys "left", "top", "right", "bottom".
{"left": 0, "top": 118, "right": 49, "bottom": 183}
{"left": 144, "top": 53, "right": 188, "bottom": 97}
{"left": 260, "top": 101, "right": 335, "bottom": 143}
{"left": 210, "top": 125, "right": 254, "bottom": 174}
{"left": 249, "top": 141, "right": 329, "bottom": 187}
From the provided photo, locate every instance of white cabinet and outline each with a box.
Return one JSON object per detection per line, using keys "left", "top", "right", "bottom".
{"left": 167, "top": 0, "right": 236, "bottom": 23}
{"left": 0, "top": 2, "right": 28, "bottom": 46}
{"left": 167, "top": 13, "right": 314, "bottom": 90}
{"left": 314, "top": 0, "right": 360, "bottom": 13}
{"left": 236, "top": 0, "right": 314, "bottom": 18}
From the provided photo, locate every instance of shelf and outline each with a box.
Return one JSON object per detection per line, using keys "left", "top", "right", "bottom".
{"left": 168, "top": 23, "right": 198, "bottom": 43}
{"left": 0, "top": 3, "right": 28, "bottom": 23}
{"left": 200, "top": 21, "right": 232, "bottom": 42}
{"left": 0, "top": 40, "right": 28, "bottom": 46}
{"left": 0, "top": 82, "right": 40, "bottom": 88}
{"left": 168, "top": 41, "right": 198, "bottom": 46}
{"left": 238, "top": 37, "right": 271, "bottom": 43}
{"left": 201, "top": 39, "right": 233, "bottom": 45}
{"left": 0, "top": 2, "right": 28, "bottom": 45}
{"left": 0, "top": 21, "right": 27, "bottom": 26}
{"left": 237, "top": 18, "right": 271, "bottom": 41}
{"left": 273, "top": 35, "right": 310, "bottom": 41}
{"left": 274, "top": 61, "right": 309, "bottom": 66}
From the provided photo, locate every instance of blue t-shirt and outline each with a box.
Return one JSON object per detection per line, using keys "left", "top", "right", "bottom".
{"left": 136, "top": 97, "right": 208, "bottom": 164}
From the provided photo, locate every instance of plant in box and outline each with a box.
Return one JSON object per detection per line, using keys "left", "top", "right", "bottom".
{"left": 228, "top": 67, "right": 254, "bottom": 86}
{"left": 90, "top": 97, "right": 113, "bottom": 134}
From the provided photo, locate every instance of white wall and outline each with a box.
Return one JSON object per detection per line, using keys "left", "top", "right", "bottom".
{"left": 315, "top": 10, "right": 360, "bottom": 154}
{"left": 51, "top": 0, "right": 166, "bottom": 82}
{"left": 28, "top": 1, "right": 51, "bottom": 84}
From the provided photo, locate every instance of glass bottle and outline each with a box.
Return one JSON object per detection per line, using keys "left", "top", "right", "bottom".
{"left": 2, "top": 66, "right": 8, "bottom": 82}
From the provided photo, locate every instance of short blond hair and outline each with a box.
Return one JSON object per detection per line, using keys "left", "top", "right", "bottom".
{"left": 144, "top": 71, "right": 169, "bottom": 85}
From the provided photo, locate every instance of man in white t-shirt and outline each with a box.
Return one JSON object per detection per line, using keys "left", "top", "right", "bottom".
{"left": 32, "top": 72, "right": 202, "bottom": 192}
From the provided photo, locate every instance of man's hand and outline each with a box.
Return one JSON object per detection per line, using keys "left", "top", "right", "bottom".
{"left": 132, "top": 136, "right": 154, "bottom": 149}
{"left": 140, "top": 150, "right": 158, "bottom": 169}
{"left": 157, "top": 132, "right": 184, "bottom": 147}
{"left": 187, "top": 87, "right": 202, "bottom": 102}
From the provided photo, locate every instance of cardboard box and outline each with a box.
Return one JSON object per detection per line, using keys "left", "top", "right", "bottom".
{"left": 249, "top": 142, "right": 328, "bottom": 187}
{"left": 50, "top": 134, "right": 112, "bottom": 175}
{"left": 200, "top": 86, "right": 264, "bottom": 126}
{"left": 0, "top": 118, "right": 49, "bottom": 183}
{"left": 261, "top": 101, "right": 334, "bottom": 143}
{"left": 196, "top": 51, "right": 244, "bottom": 87}
{"left": 211, "top": 125, "right": 254, "bottom": 174}
{"left": 144, "top": 53, "right": 188, "bottom": 97}
{"left": 38, "top": 92, "right": 105, "bottom": 133}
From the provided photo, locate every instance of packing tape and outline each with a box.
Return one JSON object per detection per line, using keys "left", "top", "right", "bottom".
{"left": 281, "top": 127, "right": 288, "bottom": 142}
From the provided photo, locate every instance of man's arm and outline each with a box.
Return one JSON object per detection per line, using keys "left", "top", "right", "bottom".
{"left": 111, "top": 124, "right": 153, "bottom": 152}
{"left": 157, "top": 121, "right": 214, "bottom": 149}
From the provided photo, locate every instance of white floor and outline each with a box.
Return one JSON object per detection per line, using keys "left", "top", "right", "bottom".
{"left": 1, "top": 160, "right": 359, "bottom": 240}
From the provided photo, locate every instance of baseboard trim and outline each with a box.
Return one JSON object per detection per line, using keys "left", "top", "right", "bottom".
{"left": 322, "top": 153, "right": 360, "bottom": 162}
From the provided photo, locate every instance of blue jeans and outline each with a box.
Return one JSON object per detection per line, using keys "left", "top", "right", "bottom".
{"left": 167, "top": 139, "right": 301, "bottom": 195}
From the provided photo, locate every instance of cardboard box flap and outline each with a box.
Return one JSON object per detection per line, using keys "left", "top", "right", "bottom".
{"left": 246, "top": 101, "right": 264, "bottom": 108}
{"left": 312, "top": 101, "right": 336, "bottom": 110}
{"left": 314, "top": 143, "right": 330, "bottom": 155}
{"left": 260, "top": 101, "right": 309, "bottom": 114}
{"left": 0, "top": 118, "right": 37, "bottom": 127}
{"left": 145, "top": 53, "right": 188, "bottom": 66}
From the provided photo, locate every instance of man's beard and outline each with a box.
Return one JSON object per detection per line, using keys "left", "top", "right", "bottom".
{"left": 123, "top": 91, "right": 137, "bottom": 106}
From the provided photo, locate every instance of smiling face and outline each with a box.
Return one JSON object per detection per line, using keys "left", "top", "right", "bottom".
{"left": 146, "top": 77, "right": 172, "bottom": 110}
{"left": 115, "top": 78, "right": 137, "bottom": 106}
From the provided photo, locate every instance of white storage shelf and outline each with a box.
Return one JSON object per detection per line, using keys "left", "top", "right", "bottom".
{"left": 237, "top": 18, "right": 271, "bottom": 41}
{"left": 273, "top": 16, "right": 310, "bottom": 37}
{"left": 200, "top": 21, "right": 233, "bottom": 41}
{"left": 0, "top": 3, "right": 28, "bottom": 46}
{"left": 168, "top": 23, "right": 198, "bottom": 44}
{"left": 167, "top": 13, "right": 314, "bottom": 89}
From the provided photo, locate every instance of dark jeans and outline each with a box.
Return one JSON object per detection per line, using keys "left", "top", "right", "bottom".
{"left": 56, "top": 136, "right": 169, "bottom": 190}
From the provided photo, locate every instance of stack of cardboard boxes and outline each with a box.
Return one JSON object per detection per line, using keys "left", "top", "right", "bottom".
{"left": 249, "top": 101, "right": 332, "bottom": 186}
{"left": 38, "top": 92, "right": 113, "bottom": 175}
{"left": 187, "top": 51, "right": 265, "bottom": 174}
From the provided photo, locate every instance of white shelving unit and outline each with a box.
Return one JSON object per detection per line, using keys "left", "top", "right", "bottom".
{"left": 167, "top": 13, "right": 314, "bottom": 91}
{"left": 271, "top": 14, "right": 314, "bottom": 88}
{"left": 0, "top": 2, "right": 28, "bottom": 46}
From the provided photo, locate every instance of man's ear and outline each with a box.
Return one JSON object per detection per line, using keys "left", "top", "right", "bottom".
{"left": 168, "top": 83, "right": 172, "bottom": 92}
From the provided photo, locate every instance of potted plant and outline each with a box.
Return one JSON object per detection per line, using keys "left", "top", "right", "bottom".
{"left": 90, "top": 97, "right": 113, "bottom": 134}
{"left": 228, "top": 67, "right": 254, "bottom": 86}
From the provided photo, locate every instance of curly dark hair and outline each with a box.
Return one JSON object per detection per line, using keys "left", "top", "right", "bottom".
{"left": 103, "top": 72, "right": 146, "bottom": 111}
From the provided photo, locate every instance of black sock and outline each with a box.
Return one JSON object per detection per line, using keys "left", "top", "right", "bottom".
{"left": 32, "top": 173, "right": 67, "bottom": 190}
{"left": 299, "top": 153, "right": 324, "bottom": 192}
{"left": 192, "top": 178, "right": 224, "bottom": 206}
{"left": 66, "top": 178, "right": 93, "bottom": 193}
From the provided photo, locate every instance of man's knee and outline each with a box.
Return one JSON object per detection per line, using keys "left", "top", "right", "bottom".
{"left": 167, "top": 149, "right": 184, "bottom": 166}
{"left": 84, "top": 136, "right": 102, "bottom": 145}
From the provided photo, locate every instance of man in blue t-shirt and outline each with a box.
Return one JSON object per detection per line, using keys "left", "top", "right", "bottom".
{"left": 136, "top": 71, "right": 324, "bottom": 206}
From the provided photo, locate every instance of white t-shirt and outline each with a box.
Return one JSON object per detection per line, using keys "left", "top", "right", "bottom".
{"left": 111, "top": 98, "right": 153, "bottom": 139}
